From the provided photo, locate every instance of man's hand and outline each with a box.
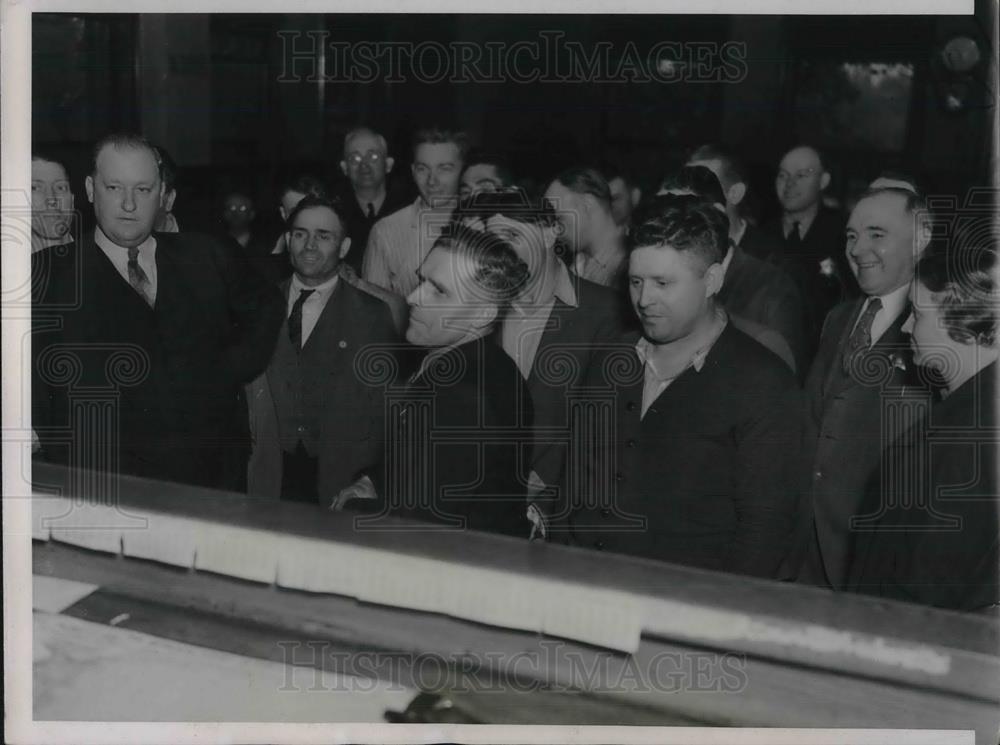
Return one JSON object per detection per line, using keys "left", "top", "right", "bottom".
{"left": 331, "top": 475, "right": 377, "bottom": 511}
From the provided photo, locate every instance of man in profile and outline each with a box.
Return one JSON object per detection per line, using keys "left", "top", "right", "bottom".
{"left": 246, "top": 195, "right": 398, "bottom": 504}
{"left": 338, "top": 225, "right": 534, "bottom": 538}
{"left": 33, "top": 133, "right": 284, "bottom": 491}
{"left": 337, "top": 126, "right": 410, "bottom": 272}
{"left": 566, "top": 194, "right": 801, "bottom": 578}
{"left": 362, "top": 126, "right": 466, "bottom": 298}
{"left": 544, "top": 167, "right": 627, "bottom": 290}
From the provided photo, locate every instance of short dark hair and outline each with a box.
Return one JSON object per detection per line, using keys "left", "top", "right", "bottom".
{"left": 454, "top": 187, "right": 559, "bottom": 229}
{"left": 285, "top": 194, "right": 349, "bottom": 235}
{"left": 432, "top": 223, "right": 529, "bottom": 312}
{"left": 152, "top": 144, "right": 177, "bottom": 193}
{"left": 916, "top": 238, "right": 997, "bottom": 347}
{"left": 279, "top": 173, "right": 331, "bottom": 202}
{"left": 412, "top": 127, "right": 470, "bottom": 162}
{"left": 660, "top": 165, "right": 727, "bottom": 208}
{"left": 687, "top": 143, "right": 747, "bottom": 190}
{"left": 31, "top": 152, "right": 71, "bottom": 177}
{"left": 550, "top": 166, "right": 612, "bottom": 212}
{"left": 90, "top": 133, "right": 161, "bottom": 177}
{"left": 629, "top": 194, "right": 729, "bottom": 269}
{"left": 463, "top": 149, "right": 515, "bottom": 188}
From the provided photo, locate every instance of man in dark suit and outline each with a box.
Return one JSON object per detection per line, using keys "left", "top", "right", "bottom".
{"left": 337, "top": 126, "right": 411, "bottom": 273}
{"left": 246, "top": 195, "right": 399, "bottom": 504}
{"left": 32, "top": 133, "right": 284, "bottom": 491}
{"left": 461, "top": 190, "right": 629, "bottom": 534}
{"left": 795, "top": 186, "right": 934, "bottom": 588}
{"left": 566, "top": 194, "right": 802, "bottom": 578}
{"left": 764, "top": 145, "right": 860, "bottom": 364}
{"left": 337, "top": 225, "right": 534, "bottom": 538}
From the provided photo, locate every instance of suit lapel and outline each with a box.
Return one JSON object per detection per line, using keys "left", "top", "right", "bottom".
{"left": 827, "top": 301, "right": 911, "bottom": 398}
{"left": 300, "top": 280, "right": 352, "bottom": 372}
{"left": 526, "top": 297, "right": 574, "bottom": 388}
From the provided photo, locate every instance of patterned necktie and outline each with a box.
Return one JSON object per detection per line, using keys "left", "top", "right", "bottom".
{"left": 127, "top": 246, "right": 154, "bottom": 307}
{"left": 366, "top": 202, "right": 376, "bottom": 221}
{"left": 842, "top": 297, "right": 883, "bottom": 374}
{"left": 288, "top": 289, "right": 316, "bottom": 350}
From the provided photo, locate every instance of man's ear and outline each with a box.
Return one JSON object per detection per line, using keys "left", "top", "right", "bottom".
{"left": 385, "top": 156, "right": 395, "bottom": 174}
{"left": 475, "top": 302, "right": 499, "bottom": 330}
{"left": 820, "top": 171, "right": 831, "bottom": 191}
{"left": 629, "top": 186, "right": 642, "bottom": 208}
{"left": 163, "top": 188, "right": 177, "bottom": 213}
{"left": 915, "top": 217, "right": 933, "bottom": 257}
{"left": 85, "top": 175, "right": 95, "bottom": 203}
{"left": 727, "top": 182, "right": 746, "bottom": 207}
{"left": 339, "top": 160, "right": 348, "bottom": 178}
{"left": 704, "top": 260, "right": 726, "bottom": 297}
{"left": 338, "top": 237, "right": 352, "bottom": 260}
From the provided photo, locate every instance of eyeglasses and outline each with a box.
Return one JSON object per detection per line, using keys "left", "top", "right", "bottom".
{"left": 225, "top": 204, "right": 251, "bottom": 213}
{"left": 345, "top": 151, "right": 384, "bottom": 166}
{"left": 776, "top": 168, "right": 819, "bottom": 183}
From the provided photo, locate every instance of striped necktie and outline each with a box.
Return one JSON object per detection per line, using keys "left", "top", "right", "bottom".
{"left": 127, "top": 246, "right": 154, "bottom": 307}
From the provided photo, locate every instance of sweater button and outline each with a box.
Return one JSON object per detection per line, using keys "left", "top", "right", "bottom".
{"left": 626, "top": 401, "right": 636, "bottom": 412}
{"left": 626, "top": 439, "right": 637, "bottom": 449}
{"left": 615, "top": 471, "right": 624, "bottom": 481}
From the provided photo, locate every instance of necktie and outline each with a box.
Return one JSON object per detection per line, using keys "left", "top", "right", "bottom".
{"left": 366, "top": 202, "right": 376, "bottom": 221}
{"left": 127, "top": 246, "right": 154, "bottom": 307}
{"left": 288, "top": 289, "right": 316, "bottom": 350}
{"left": 842, "top": 297, "right": 883, "bottom": 374}
{"left": 786, "top": 221, "right": 803, "bottom": 247}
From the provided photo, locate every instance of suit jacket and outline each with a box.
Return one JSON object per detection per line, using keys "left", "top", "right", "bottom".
{"left": 796, "top": 298, "right": 929, "bottom": 588}
{"left": 566, "top": 324, "right": 802, "bottom": 578}
{"left": 519, "top": 277, "right": 630, "bottom": 508}
{"left": 719, "top": 244, "right": 805, "bottom": 373}
{"left": 763, "top": 208, "right": 860, "bottom": 365}
{"left": 339, "top": 184, "right": 413, "bottom": 273}
{"left": 358, "top": 333, "right": 535, "bottom": 538}
{"left": 246, "top": 277, "right": 398, "bottom": 502}
{"left": 32, "top": 231, "right": 284, "bottom": 490}
{"left": 846, "top": 361, "right": 998, "bottom": 611}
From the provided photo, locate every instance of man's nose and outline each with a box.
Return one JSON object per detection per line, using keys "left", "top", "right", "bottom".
{"left": 901, "top": 312, "right": 914, "bottom": 334}
{"left": 122, "top": 190, "right": 137, "bottom": 211}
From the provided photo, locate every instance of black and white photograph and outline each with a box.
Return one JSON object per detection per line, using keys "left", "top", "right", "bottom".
{"left": 3, "top": 0, "right": 999, "bottom": 742}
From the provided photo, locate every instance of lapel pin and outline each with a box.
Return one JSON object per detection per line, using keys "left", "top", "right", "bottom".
{"left": 338, "top": 340, "right": 348, "bottom": 349}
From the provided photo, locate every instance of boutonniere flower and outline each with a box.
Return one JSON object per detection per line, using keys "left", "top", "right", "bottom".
{"left": 889, "top": 352, "right": 908, "bottom": 372}
{"left": 819, "top": 258, "right": 835, "bottom": 276}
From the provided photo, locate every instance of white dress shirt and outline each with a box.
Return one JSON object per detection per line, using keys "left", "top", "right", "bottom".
{"left": 287, "top": 273, "right": 339, "bottom": 347}
{"left": 95, "top": 228, "right": 158, "bottom": 305}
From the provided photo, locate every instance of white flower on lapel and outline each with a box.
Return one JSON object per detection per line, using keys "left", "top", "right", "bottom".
{"left": 338, "top": 340, "right": 347, "bottom": 349}
{"left": 819, "top": 258, "right": 835, "bottom": 276}
{"left": 890, "top": 352, "right": 908, "bottom": 372}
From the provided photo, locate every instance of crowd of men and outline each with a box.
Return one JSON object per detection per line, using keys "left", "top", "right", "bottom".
{"left": 29, "top": 125, "right": 998, "bottom": 615}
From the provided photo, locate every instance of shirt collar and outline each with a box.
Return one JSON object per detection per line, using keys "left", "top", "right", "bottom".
{"left": 94, "top": 226, "right": 155, "bottom": 257}
{"left": 866, "top": 283, "right": 909, "bottom": 322}
{"left": 782, "top": 204, "right": 820, "bottom": 236}
{"left": 290, "top": 271, "right": 339, "bottom": 297}
{"left": 635, "top": 309, "right": 728, "bottom": 379}
{"left": 512, "top": 259, "right": 578, "bottom": 315}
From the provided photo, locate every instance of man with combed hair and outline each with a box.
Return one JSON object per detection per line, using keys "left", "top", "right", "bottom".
{"left": 338, "top": 126, "right": 410, "bottom": 272}
{"left": 796, "top": 186, "right": 934, "bottom": 588}
{"left": 565, "top": 194, "right": 801, "bottom": 578}
{"left": 460, "top": 150, "right": 516, "bottom": 199}
{"left": 338, "top": 224, "right": 534, "bottom": 538}
{"left": 544, "top": 166, "right": 628, "bottom": 290}
{"left": 32, "top": 133, "right": 284, "bottom": 490}
{"left": 362, "top": 126, "right": 467, "bottom": 298}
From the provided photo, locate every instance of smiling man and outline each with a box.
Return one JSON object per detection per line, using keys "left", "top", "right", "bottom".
{"left": 796, "top": 186, "right": 934, "bottom": 589}
{"left": 245, "top": 195, "right": 398, "bottom": 504}
{"left": 32, "top": 133, "right": 284, "bottom": 491}
{"left": 565, "top": 194, "right": 801, "bottom": 578}
{"left": 362, "top": 127, "right": 467, "bottom": 298}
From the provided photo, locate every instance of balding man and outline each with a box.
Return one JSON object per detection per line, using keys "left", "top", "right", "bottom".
{"left": 338, "top": 126, "right": 410, "bottom": 272}
{"left": 765, "top": 145, "right": 859, "bottom": 364}
{"left": 793, "top": 186, "right": 934, "bottom": 587}
{"left": 32, "top": 133, "right": 284, "bottom": 491}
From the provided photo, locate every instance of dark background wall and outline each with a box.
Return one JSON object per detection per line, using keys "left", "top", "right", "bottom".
{"left": 32, "top": 9, "right": 996, "bottom": 237}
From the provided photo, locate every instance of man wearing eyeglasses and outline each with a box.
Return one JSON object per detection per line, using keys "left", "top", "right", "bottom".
{"left": 765, "top": 145, "right": 857, "bottom": 365}
{"left": 337, "top": 126, "right": 411, "bottom": 272}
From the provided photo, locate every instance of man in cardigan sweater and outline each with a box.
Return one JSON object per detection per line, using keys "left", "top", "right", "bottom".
{"left": 565, "top": 194, "right": 802, "bottom": 578}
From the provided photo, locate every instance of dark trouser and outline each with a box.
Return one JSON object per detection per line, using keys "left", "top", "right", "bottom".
{"left": 281, "top": 441, "right": 319, "bottom": 504}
